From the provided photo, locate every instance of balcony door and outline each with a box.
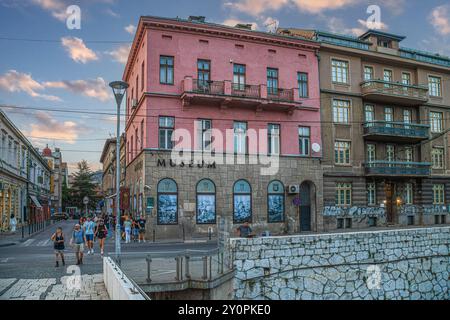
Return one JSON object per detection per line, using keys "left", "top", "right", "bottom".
{"left": 385, "top": 182, "right": 395, "bottom": 224}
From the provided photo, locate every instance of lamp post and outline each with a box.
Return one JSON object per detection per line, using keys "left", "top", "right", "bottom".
{"left": 109, "top": 80, "right": 129, "bottom": 259}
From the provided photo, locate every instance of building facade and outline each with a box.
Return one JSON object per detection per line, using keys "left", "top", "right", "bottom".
{"left": 280, "top": 28, "right": 450, "bottom": 230}
{"left": 0, "top": 110, "right": 51, "bottom": 231}
{"left": 42, "top": 146, "right": 64, "bottom": 214}
{"left": 123, "top": 16, "right": 323, "bottom": 239}
{"left": 100, "top": 138, "right": 117, "bottom": 216}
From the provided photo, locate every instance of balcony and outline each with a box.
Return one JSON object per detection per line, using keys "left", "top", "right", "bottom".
{"left": 363, "top": 121, "right": 430, "bottom": 143}
{"left": 365, "top": 161, "right": 431, "bottom": 177}
{"left": 181, "top": 77, "right": 305, "bottom": 114}
{"left": 361, "top": 80, "right": 428, "bottom": 106}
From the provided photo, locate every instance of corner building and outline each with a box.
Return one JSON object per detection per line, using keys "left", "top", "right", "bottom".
{"left": 281, "top": 29, "right": 450, "bottom": 230}
{"left": 123, "top": 16, "right": 323, "bottom": 239}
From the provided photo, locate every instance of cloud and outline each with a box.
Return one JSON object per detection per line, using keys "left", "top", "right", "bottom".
{"left": 105, "top": 44, "right": 131, "bottom": 64}
{"left": 61, "top": 37, "right": 98, "bottom": 64}
{"left": 31, "top": 0, "right": 68, "bottom": 21}
{"left": 43, "top": 77, "right": 111, "bottom": 102}
{"left": 429, "top": 5, "right": 450, "bottom": 35}
{"left": 105, "top": 8, "right": 120, "bottom": 18}
{"left": 125, "top": 24, "right": 137, "bottom": 34}
{"left": 25, "top": 111, "right": 81, "bottom": 144}
{"left": 0, "top": 70, "right": 61, "bottom": 101}
{"left": 326, "top": 17, "right": 388, "bottom": 36}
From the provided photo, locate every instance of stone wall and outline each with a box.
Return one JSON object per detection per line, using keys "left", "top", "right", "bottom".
{"left": 230, "top": 226, "right": 450, "bottom": 300}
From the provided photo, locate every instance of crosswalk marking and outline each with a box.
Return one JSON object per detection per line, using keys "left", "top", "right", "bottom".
{"left": 22, "top": 239, "right": 35, "bottom": 247}
{"left": 21, "top": 239, "right": 52, "bottom": 247}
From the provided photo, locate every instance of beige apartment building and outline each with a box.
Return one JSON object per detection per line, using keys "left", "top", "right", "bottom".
{"left": 280, "top": 29, "right": 450, "bottom": 230}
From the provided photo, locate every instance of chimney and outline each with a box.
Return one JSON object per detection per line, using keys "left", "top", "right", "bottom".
{"left": 235, "top": 23, "right": 253, "bottom": 30}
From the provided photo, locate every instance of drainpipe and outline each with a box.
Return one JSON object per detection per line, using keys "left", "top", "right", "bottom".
{"left": 315, "top": 48, "right": 322, "bottom": 233}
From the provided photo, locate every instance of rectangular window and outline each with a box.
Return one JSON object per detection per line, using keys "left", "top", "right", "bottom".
{"left": 333, "top": 99, "right": 350, "bottom": 124}
{"left": 365, "top": 105, "right": 374, "bottom": 126}
{"left": 331, "top": 59, "right": 349, "bottom": 84}
{"left": 233, "top": 64, "right": 246, "bottom": 91}
{"left": 405, "top": 146, "right": 413, "bottom": 163}
{"left": 197, "top": 119, "right": 212, "bottom": 151}
{"left": 367, "top": 144, "right": 376, "bottom": 165}
{"left": 428, "top": 76, "right": 442, "bottom": 97}
{"left": 402, "top": 72, "right": 411, "bottom": 86}
{"left": 135, "top": 128, "right": 138, "bottom": 157}
{"left": 432, "top": 147, "right": 445, "bottom": 169}
{"left": 140, "top": 120, "right": 144, "bottom": 150}
{"left": 405, "top": 183, "right": 413, "bottom": 205}
{"left": 384, "top": 107, "right": 393, "bottom": 127}
{"left": 160, "top": 56, "right": 174, "bottom": 84}
{"left": 364, "top": 66, "right": 373, "bottom": 81}
{"left": 268, "top": 124, "right": 280, "bottom": 155}
{"left": 335, "top": 183, "right": 352, "bottom": 206}
{"left": 141, "top": 61, "right": 145, "bottom": 91}
{"left": 298, "top": 127, "right": 310, "bottom": 156}
{"left": 403, "top": 109, "right": 411, "bottom": 129}
{"left": 367, "top": 182, "right": 376, "bottom": 206}
{"left": 384, "top": 69, "right": 393, "bottom": 85}
{"left": 335, "top": 141, "right": 351, "bottom": 165}
{"left": 407, "top": 216, "right": 415, "bottom": 226}
{"left": 135, "top": 76, "right": 139, "bottom": 100}
{"left": 197, "top": 59, "right": 211, "bottom": 86}
{"left": 297, "top": 72, "right": 308, "bottom": 98}
{"left": 267, "top": 68, "right": 278, "bottom": 95}
{"left": 433, "top": 184, "right": 445, "bottom": 205}
{"left": 430, "top": 112, "right": 443, "bottom": 133}
{"left": 159, "top": 116, "right": 174, "bottom": 149}
{"left": 234, "top": 121, "right": 247, "bottom": 154}
{"left": 386, "top": 145, "right": 395, "bottom": 162}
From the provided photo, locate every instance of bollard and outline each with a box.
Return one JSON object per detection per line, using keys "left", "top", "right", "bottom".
{"left": 209, "top": 255, "right": 212, "bottom": 280}
{"left": 22, "top": 224, "right": 24, "bottom": 239}
{"left": 175, "top": 257, "right": 181, "bottom": 281}
{"left": 185, "top": 256, "right": 191, "bottom": 279}
{"left": 146, "top": 257, "right": 152, "bottom": 283}
{"left": 152, "top": 230, "right": 155, "bottom": 243}
{"left": 202, "top": 256, "right": 208, "bottom": 280}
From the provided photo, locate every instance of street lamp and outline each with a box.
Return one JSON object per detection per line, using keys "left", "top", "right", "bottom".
{"left": 109, "top": 80, "right": 128, "bottom": 259}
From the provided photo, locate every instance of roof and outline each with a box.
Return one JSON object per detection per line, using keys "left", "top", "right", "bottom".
{"left": 100, "top": 138, "right": 117, "bottom": 164}
{"left": 359, "top": 29, "right": 406, "bottom": 41}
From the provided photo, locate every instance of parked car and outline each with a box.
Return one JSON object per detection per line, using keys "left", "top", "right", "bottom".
{"left": 52, "top": 213, "right": 69, "bottom": 221}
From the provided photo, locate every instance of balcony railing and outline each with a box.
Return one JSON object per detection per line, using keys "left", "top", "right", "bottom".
{"left": 363, "top": 121, "right": 430, "bottom": 142}
{"left": 231, "top": 83, "right": 260, "bottom": 99}
{"left": 361, "top": 80, "right": 428, "bottom": 105}
{"left": 192, "top": 79, "right": 225, "bottom": 95}
{"left": 365, "top": 161, "right": 431, "bottom": 176}
{"left": 267, "top": 88, "right": 294, "bottom": 101}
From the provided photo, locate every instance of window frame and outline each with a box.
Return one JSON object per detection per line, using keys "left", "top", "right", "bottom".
{"left": 432, "top": 184, "right": 445, "bottom": 205}
{"left": 297, "top": 72, "right": 309, "bottom": 98}
{"left": 196, "top": 179, "right": 217, "bottom": 225}
{"left": 332, "top": 99, "right": 351, "bottom": 124}
{"left": 157, "top": 178, "right": 178, "bottom": 225}
{"left": 233, "top": 63, "right": 246, "bottom": 91}
{"left": 335, "top": 182, "right": 352, "bottom": 207}
{"left": 298, "top": 126, "right": 311, "bottom": 156}
{"left": 367, "top": 181, "right": 376, "bottom": 206}
{"left": 159, "top": 55, "right": 174, "bottom": 85}
{"left": 197, "top": 59, "right": 211, "bottom": 86}
{"left": 268, "top": 123, "right": 280, "bottom": 155}
{"left": 432, "top": 147, "right": 445, "bottom": 169}
{"left": 334, "top": 140, "right": 351, "bottom": 165}
{"left": 429, "top": 111, "right": 443, "bottom": 133}
{"left": 158, "top": 116, "right": 175, "bottom": 150}
{"left": 233, "top": 179, "right": 252, "bottom": 224}
{"left": 428, "top": 75, "right": 442, "bottom": 97}
{"left": 267, "top": 180, "right": 285, "bottom": 223}
{"left": 331, "top": 59, "right": 349, "bottom": 84}
{"left": 233, "top": 121, "right": 248, "bottom": 154}
{"left": 267, "top": 68, "right": 279, "bottom": 95}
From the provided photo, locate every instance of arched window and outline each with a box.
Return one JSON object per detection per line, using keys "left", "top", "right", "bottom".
{"left": 233, "top": 179, "right": 252, "bottom": 223}
{"left": 196, "top": 179, "right": 216, "bottom": 224}
{"left": 157, "top": 178, "right": 178, "bottom": 225}
{"left": 268, "top": 180, "right": 285, "bottom": 223}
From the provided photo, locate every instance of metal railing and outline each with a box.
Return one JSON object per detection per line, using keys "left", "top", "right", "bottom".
{"left": 231, "top": 83, "right": 261, "bottom": 99}
{"left": 361, "top": 80, "right": 428, "bottom": 100}
{"left": 267, "top": 88, "right": 294, "bottom": 101}
{"left": 365, "top": 161, "right": 431, "bottom": 176}
{"left": 192, "top": 79, "right": 225, "bottom": 95}
{"left": 363, "top": 121, "right": 430, "bottom": 138}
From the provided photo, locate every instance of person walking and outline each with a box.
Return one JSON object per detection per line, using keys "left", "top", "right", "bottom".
{"left": 123, "top": 216, "right": 132, "bottom": 244}
{"left": 9, "top": 214, "right": 17, "bottom": 233}
{"left": 137, "top": 215, "right": 146, "bottom": 243}
{"left": 83, "top": 217, "right": 96, "bottom": 254}
{"left": 104, "top": 214, "right": 111, "bottom": 238}
{"left": 70, "top": 224, "right": 86, "bottom": 265}
{"left": 51, "top": 227, "right": 65, "bottom": 267}
{"left": 132, "top": 218, "right": 139, "bottom": 242}
{"left": 94, "top": 218, "right": 108, "bottom": 256}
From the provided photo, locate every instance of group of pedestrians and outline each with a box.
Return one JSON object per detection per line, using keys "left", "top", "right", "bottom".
{"left": 50, "top": 214, "right": 146, "bottom": 267}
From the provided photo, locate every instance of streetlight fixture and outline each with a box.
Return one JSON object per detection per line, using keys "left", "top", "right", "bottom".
{"left": 109, "top": 80, "right": 128, "bottom": 259}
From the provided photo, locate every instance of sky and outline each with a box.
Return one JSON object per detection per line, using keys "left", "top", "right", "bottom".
{"left": 0, "top": 0, "right": 449, "bottom": 174}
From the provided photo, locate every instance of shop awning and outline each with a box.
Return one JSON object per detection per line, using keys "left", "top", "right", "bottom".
{"left": 30, "top": 195, "right": 42, "bottom": 208}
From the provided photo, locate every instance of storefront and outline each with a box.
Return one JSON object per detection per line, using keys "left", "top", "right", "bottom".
{"left": 0, "top": 178, "right": 26, "bottom": 232}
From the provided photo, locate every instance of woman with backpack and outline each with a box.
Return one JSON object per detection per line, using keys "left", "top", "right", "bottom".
{"left": 94, "top": 218, "right": 108, "bottom": 256}
{"left": 51, "top": 227, "right": 65, "bottom": 267}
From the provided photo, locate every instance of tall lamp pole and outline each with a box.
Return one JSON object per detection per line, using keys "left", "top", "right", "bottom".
{"left": 109, "top": 81, "right": 129, "bottom": 259}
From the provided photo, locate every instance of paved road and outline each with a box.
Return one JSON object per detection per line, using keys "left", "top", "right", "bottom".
{"left": 0, "top": 219, "right": 217, "bottom": 279}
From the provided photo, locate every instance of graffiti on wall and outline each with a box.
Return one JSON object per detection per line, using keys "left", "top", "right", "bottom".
{"left": 322, "top": 206, "right": 385, "bottom": 217}
{"left": 399, "top": 204, "right": 450, "bottom": 215}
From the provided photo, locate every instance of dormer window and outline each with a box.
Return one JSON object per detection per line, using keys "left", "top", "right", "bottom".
{"left": 378, "top": 39, "right": 392, "bottom": 48}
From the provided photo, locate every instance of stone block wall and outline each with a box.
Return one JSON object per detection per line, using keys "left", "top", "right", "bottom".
{"left": 230, "top": 226, "right": 450, "bottom": 300}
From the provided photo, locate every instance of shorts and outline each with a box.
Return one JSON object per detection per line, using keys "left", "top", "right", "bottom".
{"left": 86, "top": 234, "right": 94, "bottom": 241}
{"left": 97, "top": 233, "right": 106, "bottom": 239}
{"left": 139, "top": 229, "right": 146, "bottom": 234}
{"left": 54, "top": 249, "right": 64, "bottom": 254}
{"left": 73, "top": 243, "right": 84, "bottom": 253}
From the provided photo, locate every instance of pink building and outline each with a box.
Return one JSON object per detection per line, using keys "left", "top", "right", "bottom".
{"left": 123, "top": 16, "right": 324, "bottom": 239}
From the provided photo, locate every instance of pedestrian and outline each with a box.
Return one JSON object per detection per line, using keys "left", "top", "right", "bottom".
{"left": 123, "top": 216, "right": 132, "bottom": 243}
{"left": 132, "top": 218, "right": 139, "bottom": 242}
{"left": 104, "top": 214, "right": 110, "bottom": 238}
{"left": 94, "top": 218, "right": 108, "bottom": 256}
{"left": 9, "top": 214, "right": 17, "bottom": 233}
{"left": 70, "top": 224, "right": 86, "bottom": 265}
{"left": 137, "top": 215, "right": 146, "bottom": 243}
{"left": 51, "top": 227, "right": 65, "bottom": 267}
{"left": 236, "top": 221, "right": 255, "bottom": 238}
{"left": 83, "top": 217, "right": 96, "bottom": 254}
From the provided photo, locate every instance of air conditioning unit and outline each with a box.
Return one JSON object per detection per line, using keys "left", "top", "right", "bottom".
{"left": 287, "top": 185, "right": 300, "bottom": 194}
{"left": 131, "top": 99, "right": 138, "bottom": 109}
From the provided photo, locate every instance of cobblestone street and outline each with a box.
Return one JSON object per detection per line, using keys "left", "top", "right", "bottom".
{"left": 0, "top": 273, "right": 109, "bottom": 300}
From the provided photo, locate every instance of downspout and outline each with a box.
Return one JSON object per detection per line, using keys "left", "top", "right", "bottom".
{"left": 315, "top": 47, "right": 321, "bottom": 233}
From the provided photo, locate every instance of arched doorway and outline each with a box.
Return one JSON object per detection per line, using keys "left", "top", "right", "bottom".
{"left": 299, "top": 181, "right": 314, "bottom": 232}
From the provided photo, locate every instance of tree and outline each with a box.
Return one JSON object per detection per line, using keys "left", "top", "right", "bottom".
{"left": 61, "top": 174, "right": 71, "bottom": 211}
{"left": 70, "top": 160, "right": 99, "bottom": 212}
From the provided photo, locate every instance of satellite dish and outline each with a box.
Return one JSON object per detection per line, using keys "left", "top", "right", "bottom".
{"left": 312, "top": 143, "right": 321, "bottom": 153}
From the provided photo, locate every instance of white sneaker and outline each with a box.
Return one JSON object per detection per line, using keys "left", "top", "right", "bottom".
{"left": 91, "top": 249, "right": 94, "bottom": 254}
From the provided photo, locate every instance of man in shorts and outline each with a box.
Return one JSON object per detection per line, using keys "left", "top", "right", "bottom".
{"left": 137, "top": 215, "right": 146, "bottom": 243}
{"left": 71, "top": 224, "right": 86, "bottom": 265}
{"left": 83, "top": 217, "right": 96, "bottom": 254}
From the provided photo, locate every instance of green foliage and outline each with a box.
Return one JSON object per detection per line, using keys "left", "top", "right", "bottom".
{"left": 65, "top": 160, "right": 100, "bottom": 211}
